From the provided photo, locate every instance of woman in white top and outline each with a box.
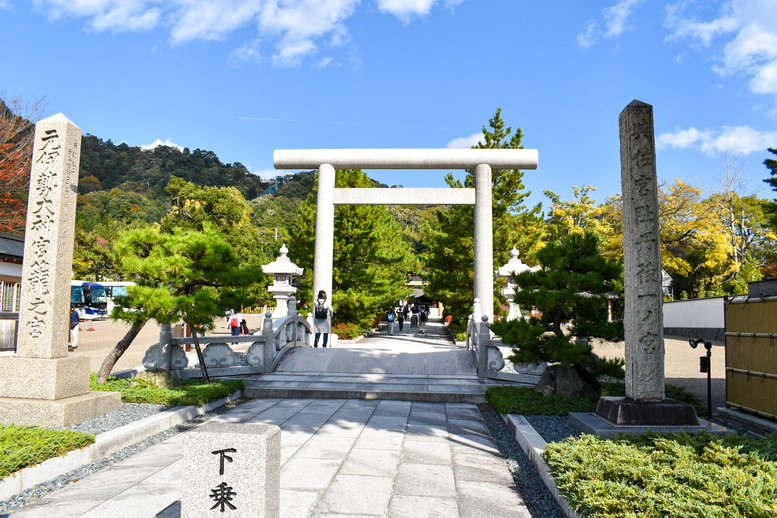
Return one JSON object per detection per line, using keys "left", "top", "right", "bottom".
{"left": 313, "top": 290, "right": 332, "bottom": 347}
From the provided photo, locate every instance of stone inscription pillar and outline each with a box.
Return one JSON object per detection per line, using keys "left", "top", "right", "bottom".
{"left": 313, "top": 163, "right": 336, "bottom": 305}
{"left": 17, "top": 114, "right": 81, "bottom": 359}
{"left": 0, "top": 114, "right": 121, "bottom": 428}
{"left": 620, "top": 100, "right": 665, "bottom": 401}
{"left": 473, "top": 163, "right": 494, "bottom": 321}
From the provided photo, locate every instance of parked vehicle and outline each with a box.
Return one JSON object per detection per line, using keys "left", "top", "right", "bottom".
{"left": 71, "top": 280, "right": 108, "bottom": 319}
{"left": 100, "top": 281, "right": 136, "bottom": 314}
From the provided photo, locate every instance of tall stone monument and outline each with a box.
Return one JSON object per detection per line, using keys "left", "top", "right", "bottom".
{"left": 0, "top": 114, "right": 121, "bottom": 428}
{"left": 596, "top": 100, "right": 697, "bottom": 426}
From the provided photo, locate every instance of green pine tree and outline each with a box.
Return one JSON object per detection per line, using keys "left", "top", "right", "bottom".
{"left": 490, "top": 232, "right": 624, "bottom": 389}
{"left": 422, "top": 109, "right": 543, "bottom": 331}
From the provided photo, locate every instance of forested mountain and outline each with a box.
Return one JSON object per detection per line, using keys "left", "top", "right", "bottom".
{"left": 78, "top": 135, "right": 269, "bottom": 199}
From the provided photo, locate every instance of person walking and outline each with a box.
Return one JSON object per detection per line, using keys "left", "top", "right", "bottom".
{"left": 419, "top": 306, "right": 428, "bottom": 334}
{"left": 397, "top": 308, "right": 405, "bottom": 332}
{"left": 386, "top": 307, "right": 396, "bottom": 335}
{"left": 313, "top": 290, "right": 333, "bottom": 347}
{"left": 227, "top": 309, "right": 243, "bottom": 336}
{"left": 69, "top": 305, "right": 80, "bottom": 352}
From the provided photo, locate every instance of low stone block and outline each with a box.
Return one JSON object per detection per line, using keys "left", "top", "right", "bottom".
{"left": 0, "top": 390, "right": 121, "bottom": 428}
{"left": 181, "top": 422, "right": 281, "bottom": 518}
{"left": 596, "top": 396, "right": 699, "bottom": 426}
{"left": 0, "top": 356, "right": 90, "bottom": 399}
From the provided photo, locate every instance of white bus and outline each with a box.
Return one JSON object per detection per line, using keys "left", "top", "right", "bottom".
{"left": 99, "top": 281, "right": 136, "bottom": 314}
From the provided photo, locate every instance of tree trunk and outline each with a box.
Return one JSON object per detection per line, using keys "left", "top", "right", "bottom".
{"left": 96, "top": 319, "right": 148, "bottom": 383}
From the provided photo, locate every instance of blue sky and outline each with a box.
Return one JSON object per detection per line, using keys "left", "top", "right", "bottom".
{"left": 2, "top": 0, "right": 777, "bottom": 210}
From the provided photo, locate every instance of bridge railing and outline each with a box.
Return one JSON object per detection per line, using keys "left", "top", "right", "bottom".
{"left": 466, "top": 298, "right": 505, "bottom": 378}
{"left": 142, "top": 310, "right": 313, "bottom": 379}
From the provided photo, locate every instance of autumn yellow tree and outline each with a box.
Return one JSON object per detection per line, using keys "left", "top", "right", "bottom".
{"left": 598, "top": 179, "right": 731, "bottom": 298}
{"left": 543, "top": 185, "right": 609, "bottom": 241}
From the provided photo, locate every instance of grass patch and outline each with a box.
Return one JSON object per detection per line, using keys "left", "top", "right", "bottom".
{"left": 0, "top": 425, "right": 94, "bottom": 479}
{"left": 90, "top": 374, "right": 244, "bottom": 406}
{"left": 544, "top": 431, "right": 777, "bottom": 517}
{"left": 486, "top": 382, "right": 703, "bottom": 416}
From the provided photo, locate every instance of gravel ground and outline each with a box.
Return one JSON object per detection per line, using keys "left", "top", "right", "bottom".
{"left": 479, "top": 404, "right": 569, "bottom": 518}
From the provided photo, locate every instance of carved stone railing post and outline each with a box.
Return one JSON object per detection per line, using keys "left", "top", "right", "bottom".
{"left": 478, "top": 315, "right": 489, "bottom": 378}
{"left": 159, "top": 322, "right": 173, "bottom": 371}
{"left": 262, "top": 311, "right": 274, "bottom": 373}
{"left": 288, "top": 296, "right": 298, "bottom": 343}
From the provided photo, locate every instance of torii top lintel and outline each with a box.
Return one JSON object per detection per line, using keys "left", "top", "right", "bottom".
{"left": 273, "top": 148, "right": 538, "bottom": 170}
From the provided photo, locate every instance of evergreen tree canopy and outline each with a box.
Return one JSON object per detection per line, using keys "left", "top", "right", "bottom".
{"left": 490, "top": 232, "right": 624, "bottom": 386}
{"left": 423, "top": 109, "right": 543, "bottom": 330}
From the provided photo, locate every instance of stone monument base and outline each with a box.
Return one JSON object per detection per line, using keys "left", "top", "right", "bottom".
{"left": 0, "top": 356, "right": 91, "bottom": 400}
{"left": 596, "top": 396, "right": 699, "bottom": 426}
{"left": 0, "top": 391, "right": 121, "bottom": 428}
{"left": 569, "top": 411, "right": 730, "bottom": 438}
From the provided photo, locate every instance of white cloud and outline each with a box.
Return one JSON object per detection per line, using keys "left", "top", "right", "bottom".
{"left": 446, "top": 132, "right": 483, "bottom": 149}
{"left": 250, "top": 168, "right": 278, "bottom": 181}
{"left": 576, "top": 20, "right": 599, "bottom": 48}
{"left": 170, "top": 0, "right": 262, "bottom": 43}
{"left": 30, "top": 0, "right": 463, "bottom": 67}
{"left": 657, "top": 125, "right": 777, "bottom": 156}
{"left": 375, "top": 0, "right": 465, "bottom": 21}
{"left": 313, "top": 56, "right": 334, "bottom": 69}
{"left": 141, "top": 138, "right": 184, "bottom": 151}
{"left": 34, "top": 0, "right": 161, "bottom": 32}
{"left": 667, "top": 0, "right": 777, "bottom": 104}
{"left": 603, "top": 0, "right": 645, "bottom": 37}
{"left": 577, "top": 0, "right": 645, "bottom": 48}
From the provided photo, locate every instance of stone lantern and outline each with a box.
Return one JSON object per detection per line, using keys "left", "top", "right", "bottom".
{"left": 497, "top": 247, "right": 540, "bottom": 321}
{"left": 262, "top": 244, "right": 303, "bottom": 319}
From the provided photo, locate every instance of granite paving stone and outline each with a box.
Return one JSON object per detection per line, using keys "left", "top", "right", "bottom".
{"left": 401, "top": 440, "right": 452, "bottom": 465}
{"left": 388, "top": 495, "right": 460, "bottom": 518}
{"left": 280, "top": 457, "right": 342, "bottom": 490}
{"left": 394, "top": 463, "right": 457, "bottom": 498}
{"left": 339, "top": 448, "right": 400, "bottom": 477}
{"left": 315, "top": 474, "right": 394, "bottom": 516}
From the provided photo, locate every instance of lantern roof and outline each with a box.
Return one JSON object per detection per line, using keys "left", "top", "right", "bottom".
{"left": 262, "top": 244, "right": 304, "bottom": 276}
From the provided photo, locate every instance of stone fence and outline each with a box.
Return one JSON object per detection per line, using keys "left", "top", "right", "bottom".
{"left": 466, "top": 298, "right": 505, "bottom": 378}
{"left": 142, "top": 312, "right": 312, "bottom": 379}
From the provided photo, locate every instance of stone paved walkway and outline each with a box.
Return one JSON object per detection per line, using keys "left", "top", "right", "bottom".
{"left": 10, "top": 397, "right": 530, "bottom": 518}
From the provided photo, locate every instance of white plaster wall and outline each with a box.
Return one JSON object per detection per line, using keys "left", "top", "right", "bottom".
{"left": 663, "top": 297, "right": 725, "bottom": 329}
{"left": 0, "top": 263, "right": 22, "bottom": 277}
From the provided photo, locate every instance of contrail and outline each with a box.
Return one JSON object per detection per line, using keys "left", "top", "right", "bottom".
{"left": 237, "top": 116, "right": 464, "bottom": 131}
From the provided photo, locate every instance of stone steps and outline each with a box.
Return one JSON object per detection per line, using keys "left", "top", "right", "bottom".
{"left": 242, "top": 372, "right": 531, "bottom": 403}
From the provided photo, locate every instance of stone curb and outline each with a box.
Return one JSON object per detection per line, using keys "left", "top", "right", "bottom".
{"left": 0, "top": 390, "right": 242, "bottom": 501}
{"left": 502, "top": 414, "right": 583, "bottom": 518}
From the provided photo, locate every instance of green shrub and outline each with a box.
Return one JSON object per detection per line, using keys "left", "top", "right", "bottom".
{"left": 544, "top": 431, "right": 777, "bottom": 517}
{"left": 486, "top": 386, "right": 598, "bottom": 415}
{"left": 0, "top": 425, "right": 94, "bottom": 478}
{"left": 90, "top": 374, "right": 244, "bottom": 406}
{"left": 332, "top": 322, "right": 363, "bottom": 340}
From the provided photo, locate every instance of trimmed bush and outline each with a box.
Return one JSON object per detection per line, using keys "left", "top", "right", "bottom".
{"left": 544, "top": 431, "right": 777, "bottom": 518}
{"left": 0, "top": 425, "right": 94, "bottom": 478}
{"left": 331, "top": 322, "right": 363, "bottom": 340}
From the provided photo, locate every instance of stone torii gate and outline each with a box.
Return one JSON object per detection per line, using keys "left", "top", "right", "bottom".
{"left": 273, "top": 149, "right": 539, "bottom": 321}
